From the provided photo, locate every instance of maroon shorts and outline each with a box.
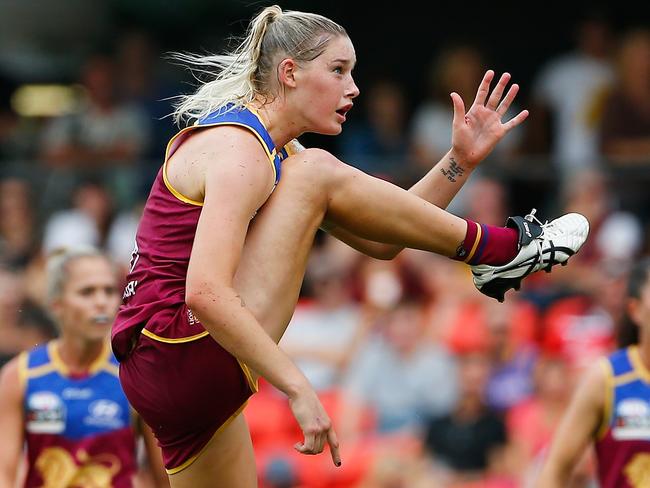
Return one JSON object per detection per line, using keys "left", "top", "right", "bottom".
{"left": 118, "top": 331, "right": 257, "bottom": 474}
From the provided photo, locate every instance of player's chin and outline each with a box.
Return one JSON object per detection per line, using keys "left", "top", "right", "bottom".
{"left": 318, "top": 122, "right": 344, "bottom": 136}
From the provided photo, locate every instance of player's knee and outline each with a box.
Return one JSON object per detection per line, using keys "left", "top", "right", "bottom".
{"left": 282, "top": 148, "right": 345, "bottom": 188}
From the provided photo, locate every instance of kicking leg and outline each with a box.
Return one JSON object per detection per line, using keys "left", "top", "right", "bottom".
{"left": 234, "top": 148, "right": 466, "bottom": 344}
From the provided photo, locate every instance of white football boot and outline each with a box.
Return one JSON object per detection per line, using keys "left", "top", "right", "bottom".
{"left": 471, "top": 209, "right": 589, "bottom": 302}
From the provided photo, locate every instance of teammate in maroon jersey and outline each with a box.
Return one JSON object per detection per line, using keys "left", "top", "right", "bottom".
{"left": 536, "top": 259, "right": 650, "bottom": 488}
{"left": 0, "top": 247, "right": 168, "bottom": 488}
{"left": 111, "top": 5, "right": 588, "bottom": 487}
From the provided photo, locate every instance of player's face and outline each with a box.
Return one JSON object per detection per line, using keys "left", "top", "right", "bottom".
{"left": 293, "top": 35, "right": 359, "bottom": 135}
{"left": 52, "top": 256, "right": 120, "bottom": 342}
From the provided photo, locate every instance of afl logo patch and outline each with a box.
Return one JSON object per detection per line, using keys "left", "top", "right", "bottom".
{"left": 26, "top": 391, "right": 66, "bottom": 434}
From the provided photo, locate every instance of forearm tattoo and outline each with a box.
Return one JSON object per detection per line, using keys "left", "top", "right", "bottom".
{"left": 439, "top": 157, "right": 465, "bottom": 183}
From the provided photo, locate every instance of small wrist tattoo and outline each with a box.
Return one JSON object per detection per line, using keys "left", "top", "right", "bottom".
{"left": 440, "top": 157, "right": 465, "bottom": 182}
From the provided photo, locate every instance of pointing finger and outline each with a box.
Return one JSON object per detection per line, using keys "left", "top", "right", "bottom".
{"left": 327, "top": 428, "right": 342, "bottom": 467}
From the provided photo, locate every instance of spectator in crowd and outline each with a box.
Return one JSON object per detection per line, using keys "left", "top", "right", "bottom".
{"left": 280, "top": 248, "right": 365, "bottom": 392}
{"left": 115, "top": 29, "right": 180, "bottom": 189}
{"left": 335, "top": 77, "right": 413, "bottom": 181}
{"left": 507, "top": 351, "right": 576, "bottom": 485}
{"left": 0, "top": 176, "right": 39, "bottom": 268}
{"left": 39, "top": 52, "right": 152, "bottom": 208}
{"left": 0, "top": 265, "right": 56, "bottom": 369}
{"left": 599, "top": 27, "right": 650, "bottom": 165}
{"left": 423, "top": 350, "right": 509, "bottom": 486}
{"left": 410, "top": 43, "right": 523, "bottom": 169}
{"left": 0, "top": 247, "right": 168, "bottom": 487}
{"left": 526, "top": 11, "right": 615, "bottom": 176}
{"left": 42, "top": 178, "right": 140, "bottom": 271}
{"left": 340, "top": 296, "right": 458, "bottom": 438}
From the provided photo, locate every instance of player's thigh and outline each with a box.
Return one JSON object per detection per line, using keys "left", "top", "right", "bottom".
{"left": 168, "top": 412, "right": 257, "bottom": 488}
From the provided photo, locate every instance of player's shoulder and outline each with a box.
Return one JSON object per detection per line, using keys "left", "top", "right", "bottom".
{"left": 0, "top": 354, "right": 23, "bottom": 398}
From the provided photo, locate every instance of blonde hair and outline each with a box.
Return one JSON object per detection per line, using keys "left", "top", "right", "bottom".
{"left": 171, "top": 5, "right": 347, "bottom": 125}
{"left": 46, "top": 246, "right": 114, "bottom": 303}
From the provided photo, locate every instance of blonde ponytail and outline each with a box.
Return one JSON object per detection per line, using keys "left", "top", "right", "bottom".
{"left": 171, "top": 5, "right": 346, "bottom": 125}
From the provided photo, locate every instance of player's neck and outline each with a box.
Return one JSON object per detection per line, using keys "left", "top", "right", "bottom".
{"left": 55, "top": 337, "right": 106, "bottom": 375}
{"left": 636, "top": 341, "right": 650, "bottom": 373}
{"left": 249, "top": 98, "right": 298, "bottom": 150}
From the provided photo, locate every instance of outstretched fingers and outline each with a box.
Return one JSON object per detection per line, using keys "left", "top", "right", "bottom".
{"left": 486, "top": 72, "right": 511, "bottom": 110}
{"left": 496, "top": 83, "right": 520, "bottom": 116}
{"left": 450, "top": 92, "right": 466, "bottom": 128}
{"left": 503, "top": 109, "right": 530, "bottom": 131}
{"left": 473, "top": 70, "right": 495, "bottom": 107}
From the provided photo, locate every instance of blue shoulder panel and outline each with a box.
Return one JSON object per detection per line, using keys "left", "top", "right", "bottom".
{"left": 199, "top": 105, "right": 283, "bottom": 184}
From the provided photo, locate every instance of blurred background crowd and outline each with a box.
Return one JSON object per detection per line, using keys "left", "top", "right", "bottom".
{"left": 1, "top": 1, "right": 650, "bottom": 487}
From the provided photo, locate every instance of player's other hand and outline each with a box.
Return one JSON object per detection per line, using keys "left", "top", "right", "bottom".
{"left": 450, "top": 70, "right": 529, "bottom": 168}
{"left": 288, "top": 385, "right": 342, "bottom": 467}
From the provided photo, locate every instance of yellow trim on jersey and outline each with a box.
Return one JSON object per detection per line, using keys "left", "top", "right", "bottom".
{"left": 162, "top": 164, "right": 204, "bottom": 207}
{"left": 464, "top": 222, "right": 482, "bottom": 263}
{"left": 237, "top": 359, "right": 259, "bottom": 393}
{"left": 46, "top": 341, "right": 111, "bottom": 377}
{"left": 166, "top": 400, "right": 250, "bottom": 475}
{"left": 17, "top": 351, "right": 28, "bottom": 390}
{"left": 597, "top": 357, "right": 614, "bottom": 440}
{"left": 629, "top": 346, "right": 650, "bottom": 383}
{"left": 161, "top": 116, "right": 279, "bottom": 206}
{"left": 614, "top": 371, "right": 639, "bottom": 386}
{"left": 141, "top": 328, "right": 210, "bottom": 343}
{"left": 102, "top": 363, "right": 120, "bottom": 377}
{"left": 24, "top": 363, "right": 57, "bottom": 379}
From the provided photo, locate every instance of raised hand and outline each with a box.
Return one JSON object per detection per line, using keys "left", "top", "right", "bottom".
{"left": 288, "top": 386, "right": 342, "bottom": 467}
{"left": 450, "top": 70, "right": 529, "bottom": 168}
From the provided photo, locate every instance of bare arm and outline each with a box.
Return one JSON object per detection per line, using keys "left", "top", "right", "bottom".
{"left": 534, "top": 361, "right": 608, "bottom": 488}
{"left": 183, "top": 128, "right": 341, "bottom": 465}
{"left": 0, "top": 356, "right": 25, "bottom": 488}
{"left": 325, "top": 70, "right": 529, "bottom": 259}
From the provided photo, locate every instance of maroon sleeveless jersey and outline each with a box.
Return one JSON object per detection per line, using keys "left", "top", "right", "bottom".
{"left": 111, "top": 105, "right": 292, "bottom": 357}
